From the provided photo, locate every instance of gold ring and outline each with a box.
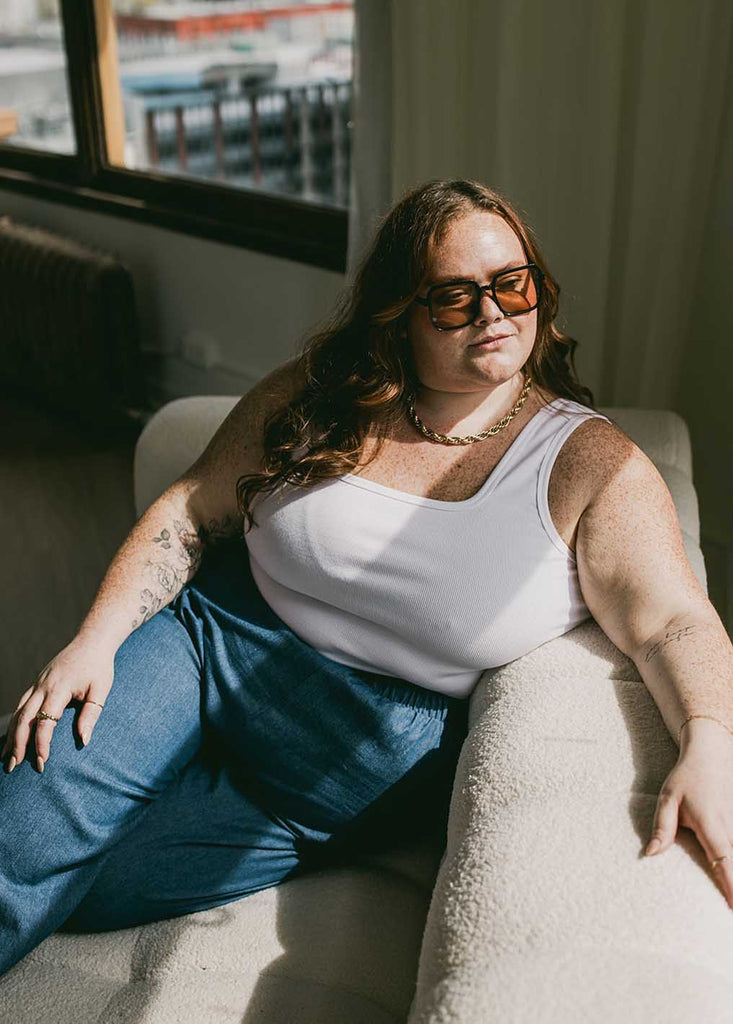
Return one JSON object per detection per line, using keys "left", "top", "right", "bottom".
{"left": 711, "top": 854, "right": 730, "bottom": 869}
{"left": 35, "top": 711, "right": 60, "bottom": 724}
{"left": 84, "top": 700, "right": 105, "bottom": 709}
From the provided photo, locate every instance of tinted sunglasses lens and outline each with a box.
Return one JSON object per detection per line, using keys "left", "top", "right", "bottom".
{"left": 429, "top": 283, "right": 477, "bottom": 328}
{"left": 495, "top": 267, "right": 540, "bottom": 314}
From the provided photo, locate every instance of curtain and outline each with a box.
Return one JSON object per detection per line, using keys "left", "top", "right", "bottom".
{"left": 346, "top": 0, "right": 393, "bottom": 275}
{"left": 349, "top": 0, "right": 733, "bottom": 555}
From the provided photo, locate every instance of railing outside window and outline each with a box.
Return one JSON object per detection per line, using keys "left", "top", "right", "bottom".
{"left": 137, "top": 80, "right": 351, "bottom": 207}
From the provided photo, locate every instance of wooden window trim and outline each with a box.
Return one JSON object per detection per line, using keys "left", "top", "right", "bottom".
{"left": 0, "top": 0, "right": 348, "bottom": 273}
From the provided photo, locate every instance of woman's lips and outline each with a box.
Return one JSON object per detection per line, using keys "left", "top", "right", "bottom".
{"left": 471, "top": 334, "right": 512, "bottom": 350}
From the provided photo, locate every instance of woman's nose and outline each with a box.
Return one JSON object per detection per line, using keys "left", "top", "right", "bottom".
{"left": 473, "top": 289, "right": 504, "bottom": 325}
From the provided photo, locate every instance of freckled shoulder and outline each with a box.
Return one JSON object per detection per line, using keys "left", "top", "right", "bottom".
{"left": 556, "top": 413, "right": 641, "bottom": 489}
{"left": 547, "top": 413, "right": 643, "bottom": 552}
{"left": 569, "top": 414, "right": 707, "bottom": 654}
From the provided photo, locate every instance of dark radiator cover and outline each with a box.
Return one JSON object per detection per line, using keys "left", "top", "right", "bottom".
{"left": 0, "top": 215, "right": 146, "bottom": 426}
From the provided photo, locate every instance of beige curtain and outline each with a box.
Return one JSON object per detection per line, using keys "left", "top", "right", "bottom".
{"left": 349, "top": 0, "right": 733, "bottom": 560}
{"left": 347, "top": 0, "right": 393, "bottom": 273}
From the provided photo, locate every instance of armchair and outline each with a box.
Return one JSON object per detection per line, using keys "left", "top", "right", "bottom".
{"left": 2, "top": 397, "right": 731, "bottom": 1024}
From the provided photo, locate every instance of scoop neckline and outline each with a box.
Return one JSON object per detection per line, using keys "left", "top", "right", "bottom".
{"left": 340, "top": 397, "right": 564, "bottom": 510}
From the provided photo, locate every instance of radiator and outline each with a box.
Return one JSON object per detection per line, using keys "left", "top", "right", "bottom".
{"left": 0, "top": 215, "right": 146, "bottom": 426}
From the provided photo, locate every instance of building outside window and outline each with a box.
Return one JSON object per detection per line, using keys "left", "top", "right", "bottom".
{"left": 0, "top": 0, "right": 354, "bottom": 211}
{"left": 0, "top": 0, "right": 75, "bottom": 154}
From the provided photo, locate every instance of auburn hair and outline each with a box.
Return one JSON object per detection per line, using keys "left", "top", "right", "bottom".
{"left": 237, "top": 178, "right": 595, "bottom": 531}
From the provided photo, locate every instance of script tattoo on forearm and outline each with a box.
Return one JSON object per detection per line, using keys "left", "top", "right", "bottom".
{"left": 644, "top": 625, "right": 697, "bottom": 663}
{"left": 131, "top": 516, "right": 238, "bottom": 629}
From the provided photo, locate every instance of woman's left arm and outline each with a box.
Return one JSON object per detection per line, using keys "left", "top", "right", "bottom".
{"left": 574, "top": 420, "right": 733, "bottom": 908}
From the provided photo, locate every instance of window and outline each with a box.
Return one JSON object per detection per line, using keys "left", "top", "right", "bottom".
{"left": 0, "top": 0, "right": 75, "bottom": 154}
{"left": 0, "top": 0, "right": 353, "bottom": 271}
{"left": 110, "top": 1, "right": 353, "bottom": 207}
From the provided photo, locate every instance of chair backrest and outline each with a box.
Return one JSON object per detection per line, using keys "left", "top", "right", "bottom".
{"left": 134, "top": 396, "right": 239, "bottom": 513}
{"left": 134, "top": 397, "right": 705, "bottom": 589}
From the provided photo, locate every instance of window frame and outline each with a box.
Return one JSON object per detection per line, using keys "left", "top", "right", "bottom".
{"left": 0, "top": 0, "right": 349, "bottom": 272}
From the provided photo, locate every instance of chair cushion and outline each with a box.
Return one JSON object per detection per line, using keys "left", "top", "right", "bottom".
{"left": 0, "top": 788, "right": 445, "bottom": 1023}
{"left": 408, "top": 618, "right": 733, "bottom": 1023}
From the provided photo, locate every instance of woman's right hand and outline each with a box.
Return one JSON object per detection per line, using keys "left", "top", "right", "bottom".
{"left": 1, "top": 637, "right": 115, "bottom": 773}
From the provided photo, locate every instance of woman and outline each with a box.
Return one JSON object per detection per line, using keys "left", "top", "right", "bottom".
{"left": 2, "top": 179, "right": 732, "bottom": 975}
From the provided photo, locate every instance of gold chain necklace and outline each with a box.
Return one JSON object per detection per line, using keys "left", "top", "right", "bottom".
{"left": 405, "top": 373, "right": 533, "bottom": 446}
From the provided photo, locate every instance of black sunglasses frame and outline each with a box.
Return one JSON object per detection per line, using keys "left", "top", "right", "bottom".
{"left": 414, "top": 263, "right": 545, "bottom": 332}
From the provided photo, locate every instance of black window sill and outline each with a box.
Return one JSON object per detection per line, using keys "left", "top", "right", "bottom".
{"left": 0, "top": 160, "right": 348, "bottom": 273}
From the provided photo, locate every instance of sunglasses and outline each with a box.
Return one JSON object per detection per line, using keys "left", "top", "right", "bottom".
{"left": 414, "top": 263, "right": 544, "bottom": 331}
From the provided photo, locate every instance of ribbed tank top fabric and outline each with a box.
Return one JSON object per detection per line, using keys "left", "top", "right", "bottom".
{"left": 244, "top": 398, "right": 611, "bottom": 698}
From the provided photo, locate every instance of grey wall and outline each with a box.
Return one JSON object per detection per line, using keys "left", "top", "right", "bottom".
{"left": 674, "top": 69, "right": 733, "bottom": 550}
{"left": 0, "top": 189, "right": 346, "bottom": 403}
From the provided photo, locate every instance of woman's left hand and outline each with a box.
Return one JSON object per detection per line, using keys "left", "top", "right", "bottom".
{"left": 645, "top": 724, "right": 733, "bottom": 909}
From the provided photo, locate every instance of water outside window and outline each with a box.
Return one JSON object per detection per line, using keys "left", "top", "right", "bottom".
{"left": 0, "top": 0, "right": 76, "bottom": 154}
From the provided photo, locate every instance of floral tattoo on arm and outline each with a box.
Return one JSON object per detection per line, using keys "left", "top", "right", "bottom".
{"left": 131, "top": 515, "right": 239, "bottom": 629}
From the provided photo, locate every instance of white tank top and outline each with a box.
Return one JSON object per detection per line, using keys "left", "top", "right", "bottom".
{"left": 244, "top": 398, "right": 611, "bottom": 698}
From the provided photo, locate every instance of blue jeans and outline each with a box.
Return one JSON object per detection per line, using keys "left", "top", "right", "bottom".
{"left": 0, "top": 539, "right": 468, "bottom": 976}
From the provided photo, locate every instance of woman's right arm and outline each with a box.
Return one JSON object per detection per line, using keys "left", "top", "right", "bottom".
{"left": 2, "top": 355, "right": 306, "bottom": 772}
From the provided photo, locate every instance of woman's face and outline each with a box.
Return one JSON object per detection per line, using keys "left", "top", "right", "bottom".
{"left": 406, "top": 210, "right": 538, "bottom": 396}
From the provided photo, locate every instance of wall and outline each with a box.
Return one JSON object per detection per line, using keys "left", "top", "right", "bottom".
{"left": 0, "top": 188, "right": 346, "bottom": 404}
{"left": 673, "top": 51, "right": 733, "bottom": 616}
{"left": 675, "top": 47, "right": 733, "bottom": 550}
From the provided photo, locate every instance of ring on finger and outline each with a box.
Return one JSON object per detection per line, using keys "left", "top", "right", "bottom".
{"left": 83, "top": 700, "right": 105, "bottom": 709}
{"left": 35, "top": 711, "right": 60, "bottom": 724}
{"left": 711, "top": 853, "right": 731, "bottom": 869}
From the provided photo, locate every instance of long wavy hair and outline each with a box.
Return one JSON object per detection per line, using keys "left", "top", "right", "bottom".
{"left": 237, "top": 178, "right": 595, "bottom": 532}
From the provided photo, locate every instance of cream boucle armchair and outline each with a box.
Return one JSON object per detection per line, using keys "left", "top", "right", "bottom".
{"left": 2, "top": 397, "right": 732, "bottom": 1024}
